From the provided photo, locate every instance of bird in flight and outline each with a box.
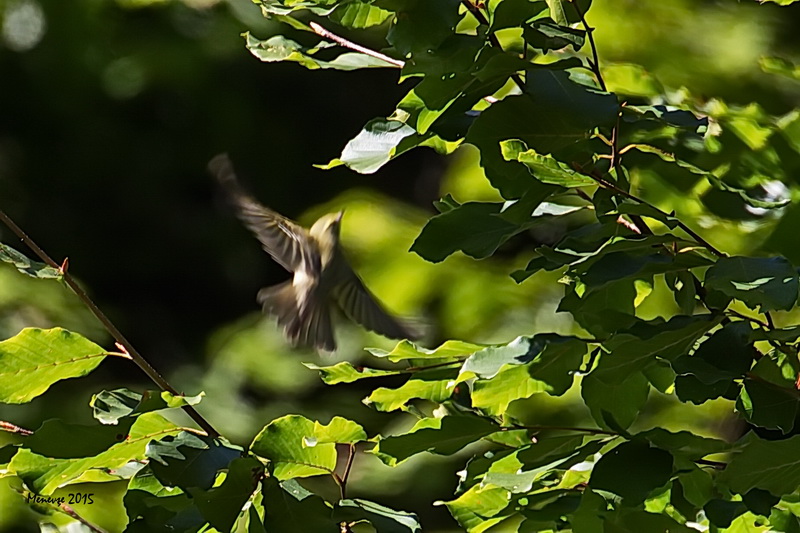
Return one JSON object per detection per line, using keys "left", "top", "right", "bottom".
{"left": 209, "top": 153, "right": 417, "bottom": 353}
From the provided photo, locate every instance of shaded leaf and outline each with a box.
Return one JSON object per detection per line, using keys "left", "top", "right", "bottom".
{"left": 736, "top": 356, "right": 799, "bottom": 433}
{"left": 9, "top": 412, "right": 180, "bottom": 494}
{"left": 0, "top": 243, "right": 61, "bottom": 279}
{"left": 261, "top": 477, "right": 335, "bottom": 532}
{"left": 719, "top": 432, "right": 800, "bottom": 497}
{"left": 589, "top": 440, "right": 673, "bottom": 505}
{"left": 705, "top": 256, "right": 799, "bottom": 312}
{"left": 192, "top": 457, "right": 263, "bottom": 532}
{"left": 372, "top": 415, "right": 497, "bottom": 466}
{"left": 411, "top": 201, "right": 520, "bottom": 262}
{"left": 146, "top": 432, "right": 242, "bottom": 491}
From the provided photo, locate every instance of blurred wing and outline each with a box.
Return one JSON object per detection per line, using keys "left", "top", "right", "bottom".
{"left": 333, "top": 271, "right": 417, "bottom": 341}
{"left": 209, "top": 153, "right": 308, "bottom": 272}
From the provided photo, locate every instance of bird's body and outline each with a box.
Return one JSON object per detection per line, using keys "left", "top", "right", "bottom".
{"left": 209, "top": 154, "right": 416, "bottom": 353}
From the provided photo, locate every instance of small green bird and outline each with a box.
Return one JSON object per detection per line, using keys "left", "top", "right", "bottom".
{"left": 209, "top": 154, "right": 417, "bottom": 353}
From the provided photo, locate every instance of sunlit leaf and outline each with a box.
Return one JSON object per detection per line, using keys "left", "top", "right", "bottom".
{"left": 9, "top": 412, "right": 180, "bottom": 494}
{"left": 250, "top": 415, "right": 365, "bottom": 479}
{"left": 0, "top": 328, "right": 106, "bottom": 404}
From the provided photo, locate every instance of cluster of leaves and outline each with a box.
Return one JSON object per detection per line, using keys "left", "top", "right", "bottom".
{"left": 242, "top": 0, "right": 800, "bottom": 531}
{"left": 3, "top": 0, "right": 800, "bottom": 532}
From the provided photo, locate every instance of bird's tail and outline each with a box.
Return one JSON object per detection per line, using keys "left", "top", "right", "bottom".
{"left": 258, "top": 283, "right": 335, "bottom": 353}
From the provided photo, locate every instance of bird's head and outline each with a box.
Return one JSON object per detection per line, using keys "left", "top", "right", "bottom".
{"left": 310, "top": 211, "right": 344, "bottom": 241}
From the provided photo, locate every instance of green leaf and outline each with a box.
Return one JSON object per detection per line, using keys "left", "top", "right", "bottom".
{"left": 333, "top": 499, "right": 421, "bottom": 533}
{"left": 244, "top": 33, "right": 393, "bottom": 71}
{"left": 261, "top": 477, "right": 335, "bottom": 532}
{"left": 9, "top": 412, "right": 180, "bottom": 494}
{"left": 466, "top": 71, "right": 618, "bottom": 197}
{"left": 677, "top": 464, "right": 715, "bottom": 507}
{"left": 704, "top": 256, "right": 799, "bottom": 312}
{"left": 524, "top": 18, "right": 585, "bottom": 52}
{"left": 460, "top": 336, "right": 535, "bottom": 379}
{"left": 320, "top": 118, "right": 416, "bottom": 174}
{"left": 636, "top": 428, "right": 730, "bottom": 461}
{"left": 589, "top": 440, "right": 673, "bottom": 505}
{"left": 146, "top": 432, "right": 242, "bottom": 491}
{"left": 546, "top": 0, "right": 593, "bottom": 25}
{"left": 255, "top": 0, "right": 338, "bottom": 17}
{"left": 330, "top": 1, "right": 392, "bottom": 28}
{"left": 89, "top": 388, "right": 199, "bottom": 425}
{"left": 582, "top": 316, "right": 720, "bottom": 420}
{"left": 438, "top": 483, "right": 511, "bottom": 532}
{"left": 760, "top": 56, "right": 800, "bottom": 80}
{"left": 582, "top": 369, "right": 650, "bottom": 430}
{"left": 736, "top": 356, "right": 799, "bottom": 433}
{"left": 371, "top": 415, "right": 498, "bottom": 466}
{"left": 124, "top": 467, "right": 202, "bottom": 533}
{"left": 670, "top": 322, "right": 752, "bottom": 405}
{"left": 489, "top": 0, "right": 548, "bottom": 31}
{"left": 500, "top": 139, "right": 596, "bottom": 187}
{"left": 250, "top": 415, "right": 365, "bottom": 479}
{"left": 470, "top": 335, "right": 586, "bottom": 415}
{"left": 367, "top": 339, "right": 483, "bottom": 362}
{"left": 0, "top": 243, "right": 61, "bottom": 279}
{"left": 304, "top": 361, "right": 403, "bottom": 384}
{"left": 603, "top": 65, "right": 664, "bottom": 98}
{"left": 0, "top": 327, "right": 106, "bottom": 404}
{"left": 704, "top": 499, "right": 748, "bottom": 527}
{"left": 366, "top": 371, "right": 456, "bottom": 412}
{"left": 589, "top": 315, "right": 720, "bottom": 391}
{"left": 604, "top": 508, "right": 697, "bottom": 532}
{"left": 191, "top": 457, "right": 263, "bottom": 532}
{"left": 472, "top": 364, "right": 550, "bottom": 416}
{"left": 720, "top": 433, "right": 800, "bottom": 497}
{"left": 23, "top": 418, "right": 132, "bottom": 459}
{"left": 576, "top": 250, "right": 712, "bottom": 294}
{"left": 411, "top": 201, "right": 521, "bottom": 262}
{"left": 384, "top": 0, "right": 461, "bottom": 55}
{"left": 313, "top": 416, "right": 368, "bottom": 444}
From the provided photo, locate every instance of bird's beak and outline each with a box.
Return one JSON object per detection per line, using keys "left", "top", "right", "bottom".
{"left": 335, "top": 211, "right": 345, "bottom": 223}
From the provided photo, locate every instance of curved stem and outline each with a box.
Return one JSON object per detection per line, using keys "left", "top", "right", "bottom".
{"left": 0, "top": 210, "right": 220, "bottom": 439}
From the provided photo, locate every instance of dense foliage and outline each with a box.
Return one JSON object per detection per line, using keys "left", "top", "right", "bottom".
{"left": 3, "top": 0, "right": 800, "bottom": 531}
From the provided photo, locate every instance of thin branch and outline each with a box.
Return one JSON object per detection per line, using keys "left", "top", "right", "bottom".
{"left": 460, "top": 0, "right": 526, "bottom": 92}
{"left": 0, "top": 420, "right": 33, "bottom": 436}
{"left": 309, "top": 22, "right": 404, "bottom": 68}
{"left": 578, "top": 172, "right": 725, "bottom": 257}
{"left": 570, "top": 0, "right": 606, "bottom": 92}
{"left": 341, "top": 443, "right": 356, "bottom": 499}
{"left": 515, "top": 424, "right": 619, "bottom": 436}
{"left": 0, "top": 210, "right": 221, "bottom": 439}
